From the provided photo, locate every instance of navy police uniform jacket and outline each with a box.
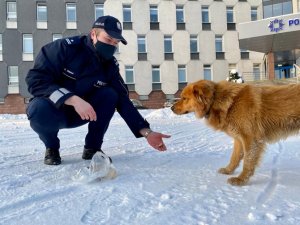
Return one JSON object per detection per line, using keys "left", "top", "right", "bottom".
{"left": 26, "top": 35, "right": 149, "bottom": 137}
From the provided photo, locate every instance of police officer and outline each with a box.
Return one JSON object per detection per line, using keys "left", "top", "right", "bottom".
{"left": 26, "top": 15, "right": 171, "bottom": 165}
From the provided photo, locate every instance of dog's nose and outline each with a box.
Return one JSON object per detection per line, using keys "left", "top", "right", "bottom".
{"left": 171, "top": 105, "right": 174, "bottom": 111}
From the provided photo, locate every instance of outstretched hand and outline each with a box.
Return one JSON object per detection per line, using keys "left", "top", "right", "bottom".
{"left": 146, "top": 132, "right": 171, "bottom": 151}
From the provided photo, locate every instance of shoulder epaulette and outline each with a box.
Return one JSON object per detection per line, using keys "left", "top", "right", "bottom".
{"left": 64, "top": 36, "right": 82, "bottom": 46}
{"left": 113, "top": 58, "right": 119, "bottom": 67}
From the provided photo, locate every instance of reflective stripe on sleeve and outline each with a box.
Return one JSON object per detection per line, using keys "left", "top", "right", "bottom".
{"left": 49, "top": 88, "right": 71, "bottom": 104}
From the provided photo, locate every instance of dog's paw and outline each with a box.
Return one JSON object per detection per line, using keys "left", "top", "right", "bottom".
{"left": 227, "top": 177, "right": 248, "bottom": 186}
{"left": 218, "top": 167, "right": 233, "bottom": 175}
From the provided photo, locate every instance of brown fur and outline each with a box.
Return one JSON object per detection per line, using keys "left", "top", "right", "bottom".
{"left": 171, "top": 80, "right": 300, "bottom": 186}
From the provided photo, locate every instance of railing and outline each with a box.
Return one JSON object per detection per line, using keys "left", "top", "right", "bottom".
{"left": 294, "top": 64, "right": 300, "bottom": 83}
{"left": 242, "top": 72, "right": 269, "bottom": 82}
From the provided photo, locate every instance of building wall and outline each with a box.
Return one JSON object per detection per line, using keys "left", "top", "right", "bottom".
{"left": 0, "top": 0, "right": 265, "bottom": 113}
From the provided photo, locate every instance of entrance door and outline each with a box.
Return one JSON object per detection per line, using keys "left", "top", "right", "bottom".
{"left": 274, "top": 65, "right": 294, "bottom": 79}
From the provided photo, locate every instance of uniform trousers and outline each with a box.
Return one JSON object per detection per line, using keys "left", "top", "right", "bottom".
{"left": 26, "top": 87, "right": 118, "bottom": 150}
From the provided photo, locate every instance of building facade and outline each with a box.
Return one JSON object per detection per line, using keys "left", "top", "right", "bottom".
{"left": 0, "top": 0, "right": 275, "bottom": 113}
{"left": 238, "top": 0, "right": 300, "bottom": 81}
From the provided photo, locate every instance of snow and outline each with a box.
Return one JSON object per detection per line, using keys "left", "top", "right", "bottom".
{"left": 1, "top": 108, "right": 300, "bottom": 225}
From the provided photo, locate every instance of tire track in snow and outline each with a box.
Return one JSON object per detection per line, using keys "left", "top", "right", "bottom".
{"left": 248, "top": 141, "right": 283, "bottom": 221}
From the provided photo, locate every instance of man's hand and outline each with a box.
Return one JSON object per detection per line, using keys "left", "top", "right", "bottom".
{"left": 65, "top": 96, "right": 97, "bottom": 121}
{"left": 140, "top": 128, "right": 171, "bottom": 151}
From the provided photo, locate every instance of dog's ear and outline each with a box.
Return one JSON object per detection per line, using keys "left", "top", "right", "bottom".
{"left": 193, "top": 81, "right": 215, "bottom": 105}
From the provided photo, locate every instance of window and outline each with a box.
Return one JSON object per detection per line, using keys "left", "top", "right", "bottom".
{"left": 138, "top": 36, "right": 146, "bottom": 53}
{"left": 8, "top": 66, "right": 19, "bottom": 94}
{"left": 178, "top": 65, "right": 187, "bottom": 83}
{"left": 263, "top": 0, "right": 292, "bottom": 18}
{"left": 190, "top": 35, "right": 199, "bottom": 60}
{"left": 251, "top": 7, "right": 258, "bottom": 21}
{"left": 190, "top": 35, "right": 198, "bottom": 53}
{"left": 7, "top": 2, "right": 17, "bottom": 21}
{"left": 66, "top": 3, "right": 76, "bottom": 22}
{"left": 164, "top": 36, "right": 172, "bottom": 53}
{"left": 23, "top": 34, "right": 33, "bottom": 54}
{"left": 176, "top": 6, "right": 184, "bottom": 23}
{"left": 253, "top": 64, "right": 261, "bottom": 80}
{"left": 240, "top": 49, "right": 249, "bottom": 59}
{"left": 8, "top": 66, "right": 19, "bottom": 86}
{"left": 125, "top": 66, "right": 134, "bottom": 84}
{"left": 37, "top": 4, "right": 47, "bottom": 22}
{"left": 152, "top": 66, "right": 160, "bottom": 83}
{"left": 215, "top": 35, "right": 223, "bottom": 52}
{"left": 152, "top": 66, "right": 161, "bottom": 90}
{"left": 226, "top": 7, "right": 234, "bottom": 23}
{"left": 282, "top": 1, "right": 292, "bottom": 14}
{"left": 53, "top": 34, "right": 63, "bottom": 41}
{"left": 204, "top": 65, "right": 212, "bottom": 80}
{"left": 123, "top": 5, "right": 131, "bottom": 22}
{"left": 0, "top": 34, "right": 2, "bottom": 61}
{"left": 202, "top": 6, "right": 209, "bottom": 23}
{"left": 0, "top": 34, "right": 2, "bottom": 54}
{"left": 95, "top": 4, "right": 104, "bottom": 20}
{"left": 150, "top": 5, "right": 158, "bottom": 22}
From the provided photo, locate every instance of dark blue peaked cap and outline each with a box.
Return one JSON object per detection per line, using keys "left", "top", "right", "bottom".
{"left": 93, "top": 15, "right": 127, "bottom": 45}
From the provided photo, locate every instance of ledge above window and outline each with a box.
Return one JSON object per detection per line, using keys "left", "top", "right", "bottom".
{"left": 152, "top": 83, "right": 161, "bottom": 91}
{"left": 202, "top": 23, "right": 211, "bottom": 31}
{"left": 227, "top": 23, "right": 236, "bottom": 31}
{"left": 127, "top": 84, "right": 135, "bottom": 91}
{"left": 123, "top": 22, "right": 132, "bottom": 30}
{"left": 150, "top": 22, "right": 159, "bottom": 30}
{"left": 164, "top": 53, "right": 174, "bottom": 60}
{"left": 23, "top": 53, "right": 34, "bottom": 61}
{"left": 37, "top": 21, "right": 48, "bottom": 29}
{"left": 176, "top": 23, "right": 185, "bottom": 30}
{"left": 66, "top": 22, "right": 77, "bottom": 30}
{"left": 191, "top": 53, "right": 200, "bottom": 60}
{"left": 216, "top": 52, "right": 225, "bottom": 60}
{"left": 138, "top": 53, "right": 147, "bottom": 61}
{"left": 6, "top": 21, "right": 17, "bottom": 29}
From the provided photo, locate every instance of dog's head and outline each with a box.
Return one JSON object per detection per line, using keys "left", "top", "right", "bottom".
{"left": 171, "top": 80, "right": 215, "bottom": 118}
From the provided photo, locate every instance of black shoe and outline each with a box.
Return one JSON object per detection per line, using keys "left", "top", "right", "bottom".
{"left": 82, "top": 148, "right": 112, "bottom": 163}
{"left": 44, "top": 148, "right": 61, "bottom": 165}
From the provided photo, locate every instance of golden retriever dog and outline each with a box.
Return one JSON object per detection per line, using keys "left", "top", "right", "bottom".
{"left": 171, "top": 80, "right": 300, "bottom": 186}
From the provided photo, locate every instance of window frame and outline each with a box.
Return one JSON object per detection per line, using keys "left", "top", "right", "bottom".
{"left": 8, "top": 66, "right": 19, "bottom": 86}
{"left": 123, "top": 5, "right": 132, "bottom": 22}
{"left": 176, "top": 5, "right": 184, "bottom": 23}
{"left": 150, "top": 5, "right": 158, "bottom": 22}
{"left": 66, "top": 3, "right": 77, "bottom": 22}
{"left": 190, "top": 35, "right": 198, "bottom": 53}
{"left": 203, "top": 65, "right": 212, "bottom": 80}
{"left": 226, "top": 6, "right": 234, "bottom": 23}
{"left": 202, "top": 6, "right": 209, "bottom": 23}
{"left": 215, "top": 35, "right": 223, "bottom": 52}
{"left": 164, "top": 36, "right": 173, "bottom": 53}
{"left": 37, "top": 3, "right": 47, "bottom": 22}
{"left": 23, "top": 34, "right": 33, "bottom": 54}
{"left": 178, "top": 65, "right": 187, "bottom": 83}
{"left": 95, "top": 4, "right": 104, "bottom": 20}
{"left": 152, "top": 66, "right": 161, "bottom": 83}
{"left": 137, "top": 35, "right": 146, "bottom": 53}
{"left": 125, "top": 65, "right": 134, "bottom": 84}
{"left": 7, "top": 2, "right": 17, "bottom": 21}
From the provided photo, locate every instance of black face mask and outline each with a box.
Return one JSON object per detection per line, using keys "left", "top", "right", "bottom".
{"left": 94, "top": 40, "right": 117, "bottom": 61}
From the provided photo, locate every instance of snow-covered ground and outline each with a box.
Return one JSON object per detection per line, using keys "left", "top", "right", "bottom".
{"left": 1, "top": 108, "right": 300, "bottom": 225}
